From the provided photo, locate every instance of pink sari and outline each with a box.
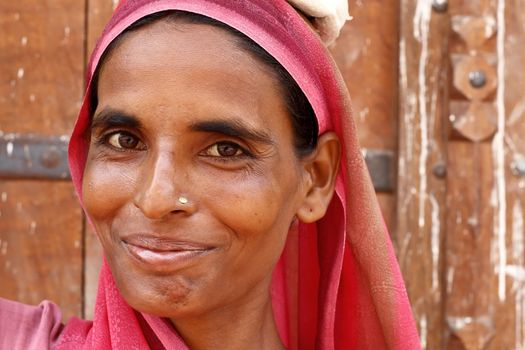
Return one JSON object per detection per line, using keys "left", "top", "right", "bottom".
{"left": 58, "top": 0, "right": 420, "bottom": 348}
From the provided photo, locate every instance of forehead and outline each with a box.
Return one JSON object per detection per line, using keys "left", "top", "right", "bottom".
{"left": 95, "top": 19, "right": 289, "bottom": 129}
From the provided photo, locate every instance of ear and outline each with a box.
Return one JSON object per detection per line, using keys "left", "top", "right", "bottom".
{"left": 296, "top": 131, "right": 341, "bottom": 223}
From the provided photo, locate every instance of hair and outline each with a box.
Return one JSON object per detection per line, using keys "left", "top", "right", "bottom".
{"left": 89, "top": 10, "right": 318, "bottom": 157}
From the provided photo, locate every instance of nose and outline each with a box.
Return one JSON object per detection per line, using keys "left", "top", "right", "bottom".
{"left": 133, "top": 151, "right": 195, "bottom": 219}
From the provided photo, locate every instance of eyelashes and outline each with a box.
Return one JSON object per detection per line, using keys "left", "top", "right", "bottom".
{"left": 94, "top": 130, "right": 255, "bottom": 160}
{"left": 200, "top": 141, "right": 254, "bottom": 159}
{"left": 105, "top": 131, "right": 146, "bottom": 151}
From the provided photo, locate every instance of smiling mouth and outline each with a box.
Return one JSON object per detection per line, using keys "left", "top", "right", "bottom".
{"left": 122, "top": 235, "right": 215, "bottom": 271}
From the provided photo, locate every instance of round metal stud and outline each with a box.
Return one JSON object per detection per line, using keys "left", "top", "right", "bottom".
{"left": 511, "top": 158, "right": 525, "bottom": 177}
{"left": 432, "top": 0, "right": 448, "bottom": 12}
{"left": 432, "top": 162, "right": 447, "bottom": 179}
{"left": 468, "top": 70, "right": 487, "bottom": 88}
{"left": 40, "top": 147, "right": 61, "bottom": 169}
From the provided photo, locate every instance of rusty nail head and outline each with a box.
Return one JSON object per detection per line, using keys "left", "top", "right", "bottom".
{"left": 469, "top": 70, "right": 487, "bottom": 88}
{"left": 432, "top": 0, "right": 448, "bottom": 12}
{"left": 40, "top": 148, "right": 61, "bottom": 169}
{"left": 511, "top": 158, "right": 525, "bottom": 177}
{"left": 432, "top": 162, "right": 447, "bottom": 179}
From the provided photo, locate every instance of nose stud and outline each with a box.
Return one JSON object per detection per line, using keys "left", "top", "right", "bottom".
{"left": 178, "top": 196, "right": 189, "bottom": 204}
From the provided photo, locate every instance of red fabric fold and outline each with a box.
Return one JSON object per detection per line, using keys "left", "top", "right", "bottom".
{"left": 61, "top": 0, "right": 421, "bottom": 348}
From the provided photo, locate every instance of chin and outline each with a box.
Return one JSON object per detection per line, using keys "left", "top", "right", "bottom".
{"left": 111, "top": 260, "right": 206, "bottom": 318}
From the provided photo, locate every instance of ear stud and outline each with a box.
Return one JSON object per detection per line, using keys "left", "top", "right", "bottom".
{"left": 178, "top": 196, "right": 189, "bottom": 204}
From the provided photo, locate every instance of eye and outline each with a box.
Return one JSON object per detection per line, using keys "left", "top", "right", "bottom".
{"left": 205, "top": 141, "right": 245, "bottom": 157}
{"left": 107, "top": 132, "right": 144, "bottom": 150}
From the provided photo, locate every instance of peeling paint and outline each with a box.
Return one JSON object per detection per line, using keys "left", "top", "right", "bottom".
{"left": 414, "top": 0, "right": 432, "bottom": 230}
{"left": 420, "top": 314, "right": 428, "bottom": 349}
{"left": 1, "top": 241, "right": 8, "bottom": 256}
{"left": 508, "top": 98, "right": 525, "bottom": 126}
{"left": 23, "top": 144, "right": 32, "bottom": 168}
{"left": 504, "top": 265, "right": 525, "bottom": 282}
{"left": 358, "top": 107, "right": 370, "bottom": 120}
{"left": 447, "top": 267, "right": 455, "bottom": 294}
{"left": 447, "top": 316, "right": 474, "bottom": 331}
{"left": 512, "top": 200, "right": 524, "bottom": 268}
{"left": 511, "top": 199, "right": 525, "bottom": 348}
{"left": 494, "top": 0, "right": 507, "bottom": 302}
{"left": 516, "top": 287, "right": 525, "bottom": 349}
{"left": 29, "top": 221, "right": 37, "bottom": 235}
{"left": 484, "top": 16, "right": 497, "bottom": 38}
{"left": 6, "top": 142, "right": 13, "bottom": 157}
{"left": 429, "top": 194, "right": 440, "bottom": 290}
{"left": 17, "top": 67, "right": 24, "bottom": 79}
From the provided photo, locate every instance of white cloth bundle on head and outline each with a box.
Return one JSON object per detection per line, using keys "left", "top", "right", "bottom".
{"left": 287, "top": 0, "right": 351, "bottom": 45}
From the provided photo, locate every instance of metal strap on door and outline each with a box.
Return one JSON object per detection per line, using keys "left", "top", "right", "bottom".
{"left": 0, "top": 133, "right": 394, "bottom": 191}
{"left": 0, "top": 134, "right": 70, "bottom": 180}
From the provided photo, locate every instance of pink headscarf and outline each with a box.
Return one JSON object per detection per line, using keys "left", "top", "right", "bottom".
{"left": 61, "top": 0, "right": 420, "bottom": 349}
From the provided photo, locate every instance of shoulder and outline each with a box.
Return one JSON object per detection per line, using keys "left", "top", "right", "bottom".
{"left": 0, "top": 297, "right": 64, "bottom": 350}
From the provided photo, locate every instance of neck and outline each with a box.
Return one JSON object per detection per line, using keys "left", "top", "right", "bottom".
{"left": 170, "top": 282, "right": 285, "bottom": 350}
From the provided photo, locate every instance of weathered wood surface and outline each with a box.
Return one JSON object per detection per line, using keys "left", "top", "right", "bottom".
{"left": 0, "top": 0, "right": 85, "bottom": 320}
{"left": 0, "top": 1, "right": 84, "bottom": 135}
{"left": 330, "top": 0, "right": 399, "bottom": 231}
{"left": 399, "top": 0, "right": 525, "bottom": 349}
{"left": 397, "top": 1, "right": 448, "bottom": 348}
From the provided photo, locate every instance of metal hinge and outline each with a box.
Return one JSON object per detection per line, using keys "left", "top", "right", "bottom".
{"left": 363, "top": 149, "right": 395, "bottom": 192}
{"left": 0, "top": 133, "right": 70, "bottom": 180}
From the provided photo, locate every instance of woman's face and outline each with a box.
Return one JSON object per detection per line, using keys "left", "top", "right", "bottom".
{"left": 82, "top": 20, "right": 311, "bottom": 318}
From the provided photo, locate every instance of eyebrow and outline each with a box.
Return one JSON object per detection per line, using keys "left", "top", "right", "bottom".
{"left": 91, "top": 108, "right": 142, "bottom": 129}
{"left": 189, "top": 119, "right": 275, "bottom": 145}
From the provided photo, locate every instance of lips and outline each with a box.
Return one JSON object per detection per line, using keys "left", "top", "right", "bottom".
{"left": 121, "top": 234, "right": 215, "bottom": 271}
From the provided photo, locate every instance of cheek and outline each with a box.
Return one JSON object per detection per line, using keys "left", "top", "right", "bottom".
{"left": 199, "top": 165, "right": 301, "bottom": 242}
{"left": 82, "top": 159, "right": 137, "bottom": 221}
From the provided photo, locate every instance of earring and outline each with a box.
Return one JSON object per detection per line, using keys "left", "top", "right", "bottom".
{"left": 178, "top": 196, "right": 189, "bottom": 204}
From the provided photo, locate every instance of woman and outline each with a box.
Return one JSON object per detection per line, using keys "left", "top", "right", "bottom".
{"left": 0, "top": 0, "right": 419, "bottom": 349}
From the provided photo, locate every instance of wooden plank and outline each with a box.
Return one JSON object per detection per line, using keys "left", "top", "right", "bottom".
{"left": 329, "top": 0, "right": 400, "bottom": 231}
{"left": 0, "top": 1, "right": 85, "bottom": 135}
{"left": 0, "top": 0, "right": 86, "bottom": 320}
{"left": 87, "top": 0, "right": 118, "bottom": 54}
{"left": 397, "top": 2, "right": 449, "bottom": 349}
{"left": 445, "top": 142, "right": 496, "bottom": 349}
{"left": 500, "top": 1, "right": 525, "bottom": 347}
{"left": 0, "top": 181, "right": 83, "bottom": 320}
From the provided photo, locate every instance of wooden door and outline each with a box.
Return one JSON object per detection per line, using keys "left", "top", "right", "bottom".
{"left": 2, "top": 1, "right": 525, "bottom": 349}
{"left": 0, "top": 0, "right": 85, "bottom": 320}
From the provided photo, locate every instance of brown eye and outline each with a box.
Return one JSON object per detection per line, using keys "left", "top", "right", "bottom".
{"left": 206, "top": 142, "right": 244, "bottom": 157}
{"left": 107, "top": 132, "right": 143, "bottom": 150}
